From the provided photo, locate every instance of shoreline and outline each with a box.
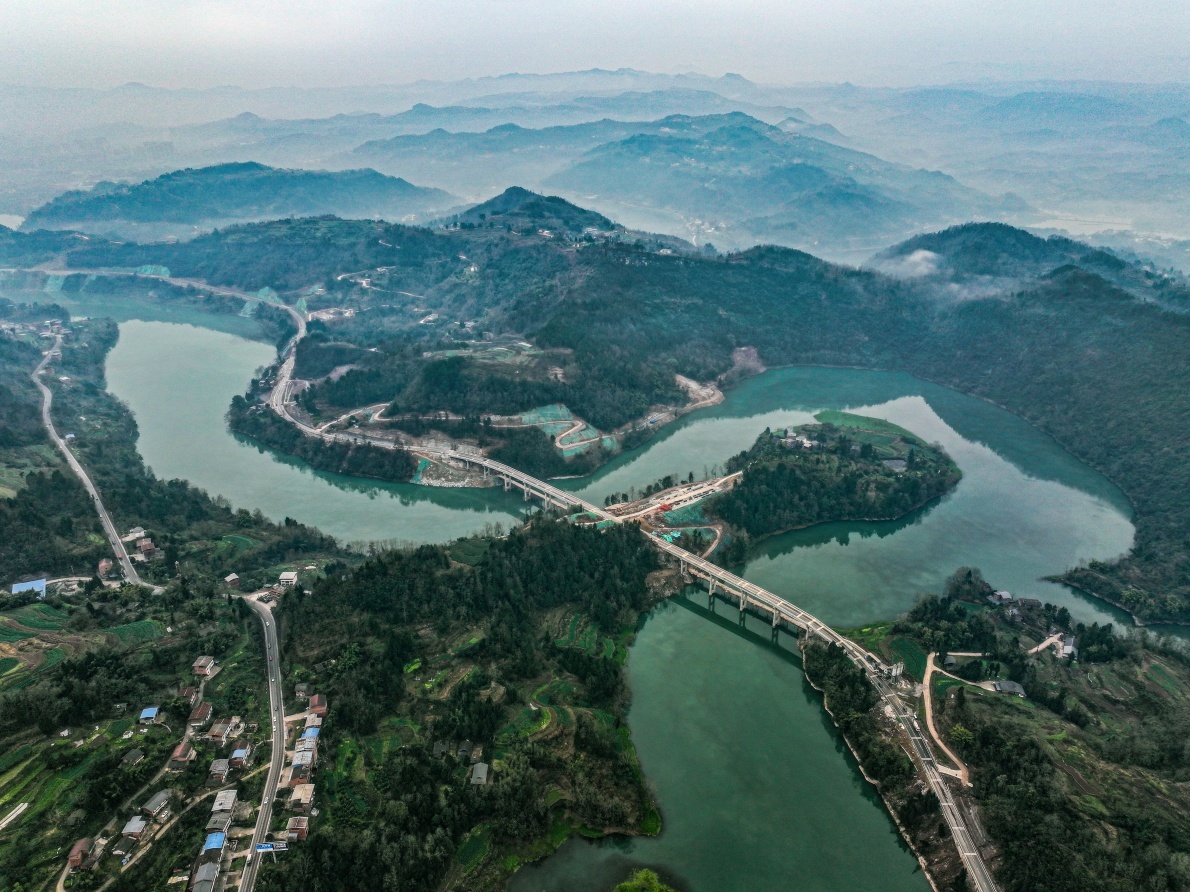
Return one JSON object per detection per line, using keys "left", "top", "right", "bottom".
{"left": 799, "top": 638, "right": 948, "bottom": 892}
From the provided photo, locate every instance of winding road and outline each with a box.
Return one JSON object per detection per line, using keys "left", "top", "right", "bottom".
{"left": 32, "top": 335, "right": 145, "bottom": 587}
{"left": 239, "top": 596, "right": 286, "bottom": 892}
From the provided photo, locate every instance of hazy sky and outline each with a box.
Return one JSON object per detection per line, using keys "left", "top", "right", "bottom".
{"left": 0, "top": 0, "right": 1187, "bottom": 89}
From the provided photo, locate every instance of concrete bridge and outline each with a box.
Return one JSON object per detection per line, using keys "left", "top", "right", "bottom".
{"left": 258, "top": 306, "right": 998, "bottom": 892}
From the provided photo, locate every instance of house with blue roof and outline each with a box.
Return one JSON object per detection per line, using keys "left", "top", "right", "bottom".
{"left": 139, "top": 706, "right": 160, "bottom": 723}
{"left": 301, "top": 727, "right": 319, "bottom": 739}
{"left": 11, "top": 579, "right": 46, "bottom": 598}
{"left": 202, "top": 832, "right": 226, "bottom": 853}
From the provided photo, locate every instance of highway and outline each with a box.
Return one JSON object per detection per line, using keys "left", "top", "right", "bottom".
{"left": 239, "top": 596, "right": 286, "bottom": 892}
{"left": 31, "top": 335, "right": 145, "bottom": 587}
{"left": 23, "top": 269, "right": 995, "bottom": 892}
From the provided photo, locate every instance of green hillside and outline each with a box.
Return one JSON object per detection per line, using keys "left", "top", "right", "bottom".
{"left": 23, "top": 162, "right": 457, "bottom": 230}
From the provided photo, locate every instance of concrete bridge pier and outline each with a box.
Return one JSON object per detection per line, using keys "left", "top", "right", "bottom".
{"left": 706, "top": 578, "right": 716, "bottom": 608}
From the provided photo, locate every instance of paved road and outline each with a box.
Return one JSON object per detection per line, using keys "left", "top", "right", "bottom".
{"left": 32, "top": 335, "right": 145, "bottom": 587}
{"left": 239, "top": 597, "right": 286, "bottom": 892}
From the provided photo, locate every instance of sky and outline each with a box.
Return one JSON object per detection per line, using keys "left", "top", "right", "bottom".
{"left": 0, "top": 0, "right": 1187, "bottom": 89}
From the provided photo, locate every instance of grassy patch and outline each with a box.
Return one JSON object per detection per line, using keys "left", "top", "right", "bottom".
{"left": 106, "top": 619, "right": 164, "bottom": 644}
{"left": 840, "top": 622, "right": 896, "bottom": 652}
{"left": 889, "top": 637, "right": 929, "bottom": 682}
{"left": 0, "top": 657, "right": 18, "bottom": 675}
{"left": 8, "top": 604, "right": 68, "bottom": 630}
{"left": 455, "top": 825, "right": 491, "bottom": 872}
{"left": 448, "top": 538, "right": 491, "bottom": 567}
{"left": 0, "top": 624, "right": 33, "bottom": 643}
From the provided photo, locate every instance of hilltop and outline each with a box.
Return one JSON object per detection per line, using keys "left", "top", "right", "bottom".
{"left": 22, "top": 162, "right": 457, "bottom": 237}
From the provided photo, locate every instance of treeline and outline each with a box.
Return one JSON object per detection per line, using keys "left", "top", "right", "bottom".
{"left": 228, "top": 394, "right": 417, "bottom": 483}
{"left": 49, "top": 211, "right": 1190, "bottom": 620}
{"left": 266, "top": 520, "right": 662, "bottom": 891}
{"left": 709, "top": 425, "right": 960, "bottom": 540}
{"left": 35, "top": 319, "right": 341, "bottom": 585}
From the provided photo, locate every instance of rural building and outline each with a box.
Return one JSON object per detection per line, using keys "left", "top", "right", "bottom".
{"left": 304, "top": 714, "right": 321, "bottom": 729}
{"left": 993, "top": 680, "right": 1027, "bottom": 697}
{"left": 97, "top": 559, "right": 113, "bottom": 578}
{"left": 110, "top": 837, "right": 135, "bottom": 858}
{"left": 1017, "top": 597, "right": 1042, "bottom": 609}
{"left": 207, "top": 720, "right": 233, "bottom": 746}
{"left": 295, "top": 737, "right": 318, "bottom": 757}
{"left": 286, "top": 816, "right": 309, "bottom": 841}
{"left": 309, "top": 694, "right": 327, "bottom": 717}
{"left": 212, "top": 789, "right": 238, "bottom": 813}
{"left": 223, "top": 573, "right": 240, "bottom": 589}
{"left": 190, "top": 861, "right": 219, "bottom": 892}
{"left": 179, "top": 686, "right": 199, "bottom": 707}
{"left": 289, "top": 784, "right": 315, "bottom": 813}
{"left": 192, "top": 655, "right": 216, "bottom": 676}
{"left": 205, "top": 810, "right": 233, "bottom": 833}
{"left": 469, "top": 762, "right": 489, "bottom": 786}
{"left": 201, "top": 832, "right": 226, "bottom": 858}
{"left": 121, "top": 816, "right": 148, "bottom": 839}
{"left": 943, "top": 655, "right": 958, "bottom": 670}
{"left": 121, "top": 748, "right": 144, "bottom": 766}
{"left": 68, "top": 838, "right": 93, "bottom": 868}
{"left": 136, "top": 538, "right": 156, "bottom": 557}
{"left": 139, "top": 706, "right": 160, "bottom": 723}
{"left": 168, "top": 740, "right": 196, "bottom": 770}
{"left": 189, "top": 702, "right": 213, "bottom": 728}
{"left": 301, "top": 726, "right": 320, "bottom": 740}
{"left": 208, "top": 759, "right": 230, "bottom": 784}
{"left": 122, "top": 526, "right": 146, "bottom": 541}
{"left": 457, "top": 740, "right": 473, "bottom": 760}
{"left": 278, "top": 571, "right": 299, "bottom": 587}
{"left": 11, "top": 579, "right": 47, "bottom": 598}
{"left": 1006, "top": 608, "right": 1023, "bottom": 623}
{"left": 294, "top": 683, "right": 311, "bottom": 700}
{"left": 142, "top": 790, "right": 171, "bottom": 817}
{"left": 229, "top": 741, "right": 252, "bottom": 768}
{"left": 1062, "top": 636, "right": 1078, "bottom": 658}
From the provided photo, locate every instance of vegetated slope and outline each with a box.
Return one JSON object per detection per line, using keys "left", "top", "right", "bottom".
{"left": 871, "top": 221, "right": 1190, "bottom": 311}
{"left": 23, "top": 162, "right": 456, "bottom": 232}
{"left": 544, "top": 119, "right": 1014, "bottom": 253}
{"left": 64, "top": 207, "right": 1190, "bottom": 621}
{"left": 709, "top": 421, "right": 961, "bottom": 558}
{"left": 265, "top": 519, "right": 662, "bottom": 891}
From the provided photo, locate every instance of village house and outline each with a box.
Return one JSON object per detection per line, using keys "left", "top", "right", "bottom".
{"left": 229, "top": 740, "right": 252, "bottom": 769}
{"left": 68, "top": 838, "right": 93, "bottom": 869}
{"left": 308, "top": 694, "right": 327, "bottom": 718}
{"left": 189, "top": 702, "right": 213, "bottom": 729}
{"left": 278, "top": 571, "right": 299, "bottom": 588}
{"left": 192, "top": 655, "right": 216, "bottom": 676}
{"left": 138, "top": 706, "right": 160, "bottom": 724}
{"left": 190, "top": 861, "right": 219, "bottom": 892}
{"left": 1062, "top": 636, "right": 1079, "bottom": 659}
{"left": 168, "top": 740, "right": 196, "bottom": 770}
{"left": 207, "top": 719, "right": 233, "bottom": 746}
{"left": 135, "top": 538, "right": 156, "bottom": 558}
{"left": 212, "top": 789, "right": 237, "bottom": 813}
{"left": 294, "top": 683, "right": 311, "bottom": 701}
{"left": 121, "top": 816, "right": 148, "bottom": 839}
{"left": 289, "top": 783, "right": 315, "bottom": 814}
{"left": 121, "top": 748, "right": 144, "bottom": 767}
{"left": 142, "top": 790, "right": 171, "bottom": 818}
{"left": 469, "top": 762, "right": 490, "bottom": 786}
{"left": 286, "top": 816, "right": 309, "bottom": 841}
{"left": 179, "top": 686, "right": 200, "bottom": 707}
{"left": 97, "top": 558, "right": 113, "bottom": 578}
{"left": 223, "top": 573, "right": 240, "bottom": 589}
{"left": 208, "top": 758, "right": 230, "bottom": 785}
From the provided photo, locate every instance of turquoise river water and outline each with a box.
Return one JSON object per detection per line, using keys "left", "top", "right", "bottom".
{"left": 98, "top": 312, "right": 1137, "bottom": 892}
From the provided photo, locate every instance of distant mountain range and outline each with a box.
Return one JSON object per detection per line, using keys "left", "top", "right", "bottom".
{"left": 22, "top": 162, "right": 456, "bottom": 238}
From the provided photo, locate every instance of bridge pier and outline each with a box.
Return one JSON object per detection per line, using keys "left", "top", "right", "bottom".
{"left": 707, "top": 578, "right": 716, "bottom": 608}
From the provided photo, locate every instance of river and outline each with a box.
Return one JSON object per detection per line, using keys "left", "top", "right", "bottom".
{"left": 100, "top": 313, "right": 1136, "bottom": 892}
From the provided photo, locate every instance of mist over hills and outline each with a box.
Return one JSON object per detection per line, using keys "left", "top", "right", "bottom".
{"left": 2, "top": 70, "right": 1188, "bottom": 268}
{"left": 21, "top": 162, "right": 456, "bottom": 240}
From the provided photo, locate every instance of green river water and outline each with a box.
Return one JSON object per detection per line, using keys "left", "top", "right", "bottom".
{"left": 98, "top": 313, "right": 1137, "bottom": 892}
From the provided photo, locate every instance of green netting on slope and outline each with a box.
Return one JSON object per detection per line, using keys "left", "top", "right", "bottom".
{"left": 135, "top": 265, "right": 171, "bottom": 277}
{"left": 520, "top": 404, "right": 574, "bottom": 425}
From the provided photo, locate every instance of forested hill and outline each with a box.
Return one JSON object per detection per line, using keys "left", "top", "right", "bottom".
{"left": 710, "top": 420, "right": 961, "bottom": 543}
{"left": 22, "top": 162, "right": 457, "bottom": 232}
{"left": 40, "top": 205, "right": 1190, "bottom": 622}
